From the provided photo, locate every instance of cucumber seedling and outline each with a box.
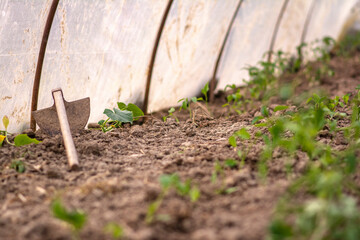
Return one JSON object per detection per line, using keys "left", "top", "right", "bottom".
{"left": 98, "top": 102, "right": 144, "bottom": 132}
{"left": 0, "top": 116, "right": 40, "bottom": 147}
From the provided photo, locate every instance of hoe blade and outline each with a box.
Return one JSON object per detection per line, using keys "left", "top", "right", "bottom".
{"left": 32, "top": 97, "right": 90, "bottom": 136}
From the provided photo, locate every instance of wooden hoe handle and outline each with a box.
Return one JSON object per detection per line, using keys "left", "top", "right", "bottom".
{"left": 52, "top": 89, "right": 79, "bottom": 170}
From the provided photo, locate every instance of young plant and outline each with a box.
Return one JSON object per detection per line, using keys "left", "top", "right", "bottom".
{"left": 0, "top": 116, "right": 40, "bottom": 147}
{"left": 51, "top": 199, "right": 86, "bottom": 240}
{"left": 10, "top": 160, "right": 26, "bottom": 173}
{"left": 104, "top": 222, "right": 124, "bottom": 239}
{"left": 211, "top": 161, "right": 237, "bottom": 194}
{"left": 146, "top": 174, "right": 200, "bottom": 224}
{"left": 228, "top": 127, "right": 252, "bottom": 167}
{"left": 98, "top": 102, "right": 144, "bottom": 132}
{"left": 162, "top": 107, "right": 179, "bottom": 123}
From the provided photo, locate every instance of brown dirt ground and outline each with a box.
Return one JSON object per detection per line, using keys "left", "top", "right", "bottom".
{"left": 1, "top": 53, "right": 360, "bottom": 240}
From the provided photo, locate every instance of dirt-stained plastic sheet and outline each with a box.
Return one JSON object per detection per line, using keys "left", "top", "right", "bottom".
{"left": 215, "top": 0, "right": 286, "bottom": 91}
{"left": 147, "top": 0, "right": 239, "bottom": 113}
{"left": 37, "top": 0, "right": 168, "bottom": 126}
{"left": 0, "top": 0, "right": 51, "bottom": 133}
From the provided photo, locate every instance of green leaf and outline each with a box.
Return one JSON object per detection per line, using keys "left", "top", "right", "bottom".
{"left": 104, "top": 108, "right": 133, "bottom": 124}
{"left": 51, "top": 199, "right": 87, "bottom": 230}
{"left": 98, "top": 120, "right": 105, "bottom": 125}
{"left": 126, "top": 103, "right": 144, "bottom": 120}
{"left": 191, "top": 97, "right": 198, "bottom": 103}
{"left": 117, "top": 102, "right": 127, "bottom": 110}
{"left": 189, "top": 186, "right": 200, "bottom": 202}
{"left": 225, "top": 187, "right": 237, "bottom": 194}
{"left": 274, "top": 105, "right": 289, "bottom": 112}
{"left": 168, "top": 107, "right": 175, "bottom": 114}
{"left": 225, "top": 159, "right": 238, "bottom": 169}
{"left": 159, "top": 174, "right": 178, "bottom": 189}
{"left": 252, "top": 116, "right": 264, "bottom": 125}
{"left": 261, "top": 106, "right": 269, "bottom": 117}
{"left": 2, "top": 116, "right": 9, "bottom": 130}
{"left": 14, "top": 134, "right": 40, "bottom": 146}
{"left": 235, "top": 128, "right": 251, "bottom": 140}
{"left": 10, "top": 160, "right": 25, "bottom": 173}
{"left": 228, "top": 136, "right": 237, "bottom": 147}
{"left": 104, "top": 222, "right": 124, "bottom": 239}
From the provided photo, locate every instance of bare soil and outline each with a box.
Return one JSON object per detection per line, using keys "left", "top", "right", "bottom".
{"left": 1, "top": 53, "right": 360, "bottom": 240}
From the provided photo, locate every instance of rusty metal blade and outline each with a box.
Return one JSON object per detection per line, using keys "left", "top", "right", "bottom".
{"left": 32, "top": 97, "right": 90, "bottom": 135}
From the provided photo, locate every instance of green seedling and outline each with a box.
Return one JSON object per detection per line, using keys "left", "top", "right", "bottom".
{"left": 51, "top": 199, "right": 86, "bottom": 240}
{"left": 104, "top": 222, "right": 124, "bottom": 239}
{"left": 201, "top": 82, "right": 209, "bottom": 103}
{"left": 178, "top": 96, "right": 204, "bottom": 121}
{"left": 211, "top": 161, "right": 237, "bottom": 194}
{"left": 162, "top": 107, "right": 179, "bottom": 123}
{"left": 1, "top": 116, "right": 40, "bottom": 147}
{"left": 228, "top": 128, "right": 252, "bottom": 167}
{"left": 10, "top": 160, "right": 25, "bottom": 173}
{"left": 98, "top": 102, "right": 144, "bottom": 132}
{"left": 146, "top": 174, "right": 200, "bottom": 224}
{"left": 222, "top": 84, "right": 248, "bottom": 115}
{"left": 225, "top": 159, "right": 238, "bottom": 169}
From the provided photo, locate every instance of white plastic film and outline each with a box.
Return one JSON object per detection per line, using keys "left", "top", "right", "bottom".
{"left": 273, "top": 0, "right": 313, "bottom": 55}
{"left": 305, "top": 0, "right": 358, "bottom": 44}
{"left": 0, "top": 0, "right": 51, "bottom": 133}
{"left": 148, "top": 0, "right": 239, "bottom": 112}
{"left": 215, "top": 0, "right": 286, "bottom": 91}
{"left": 38, "top": 1, "right": 168, "bottom": 123}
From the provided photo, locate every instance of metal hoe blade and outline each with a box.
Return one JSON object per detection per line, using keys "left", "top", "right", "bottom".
{"left": 32, "top": 88, "right": 90, "bottom": 170}
{"left": 32, "top": 89, "right": 90, "bottom": 136}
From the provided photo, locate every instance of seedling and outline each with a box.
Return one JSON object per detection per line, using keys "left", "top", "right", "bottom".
{"left": 162, "top": 107, "right": 179, "bottom": 123}
{"left": 98, "top": 102, "right": 144, "bottom": 132}
{"left": 211, "top": 161, "right": 237, "bottom": 194}
{"left": 146, "top": 174, "right": 200, "bottom": 224}
{"left": 0, "top": 116, "right": 40, "bottom": 147}
{"left": 104, "top": 222, "right": 124, "bottom": 239}
{"left": 51, "top": 199, "right": 86, "bottom": 240}
{"left": 10, "top": 160, "right": 25, "bottom": 173}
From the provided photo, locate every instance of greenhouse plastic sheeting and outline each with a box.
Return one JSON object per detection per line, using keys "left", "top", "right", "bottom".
{"left": 272, "top": 0, "right": 313, "bottom": 55}
{"left": 0, "top": 0, "right": 51, "bottom": 132}
{"left": 0, "top": 0, "right": 359, "bottom": 133}
{"left": 38, "top": 1, "right": 168, "bottom": 127}
{"left": 305, "top": 0, "right": 358, "bottom": 44}
{"left": 147, "top": 0, "right": 239, "bottom": 112}
{"left": 215, "top": 0, "right": 286, "bottom": 91}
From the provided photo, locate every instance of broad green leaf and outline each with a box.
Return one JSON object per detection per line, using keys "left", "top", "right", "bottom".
{"left": 228, "top": 135, "right": 237, "bottom": 147}
{"left": 274, "top": 105, "right": 289, "bottom": 112}
{"left": 236, "top": 128, "right": 251, "bottom": 140}
{"left": 104, "top": 108, "right": 133, "bottom": 123}
{"left": 117, "top": 102, "right": 127, "bottom": 110}
{"left": 51, "top": 199, "right": 87, "bottom": 230}
{"left": 126, "top": 103, "right": 144, "bottom": 120}
{"left": 98, "top": 120, "right": 105, "bottom": 125}
{"left": 2, "top": 116, "right": 9, "bottom": 130}
{"left": 14, "top": 134, "right": 40, "bottom": 146}
{"left": 191, "top": 97, "right": 197, "bottom": 103}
